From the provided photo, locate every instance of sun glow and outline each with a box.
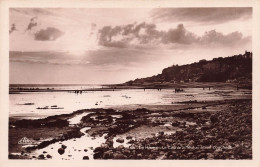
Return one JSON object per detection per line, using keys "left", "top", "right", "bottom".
{"left": 65, "top": 30, "right": 100, "bottom": 56}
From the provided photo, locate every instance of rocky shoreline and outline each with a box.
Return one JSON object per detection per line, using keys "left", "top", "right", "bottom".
{"left": 9, "top": 99, "right": 252, "bottom": 160}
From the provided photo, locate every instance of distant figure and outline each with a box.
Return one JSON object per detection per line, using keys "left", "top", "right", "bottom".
{"left": 209, "top": 87, "right": 211, "bottom": 91}
{"left": 175, "top": 88, "right": 184, "bottom": 93}
{"left": 203, "top": 87, "right": 205, "bottom": 90}
{"left": 144, "top": 88, "right": 145, "bottom": 91}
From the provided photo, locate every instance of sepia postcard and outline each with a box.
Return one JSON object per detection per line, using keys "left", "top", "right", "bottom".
{"left": 0, "top": 0, "right": 260, "bottom": 167}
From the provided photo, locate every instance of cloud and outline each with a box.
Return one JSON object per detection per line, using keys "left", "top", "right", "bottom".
{"left": 199, "top": 30, "right": 245, "bottom": 46}
{"left": 151, "top": 8, "right": 252, "bottom": 24}
{"left": 25, "top": 17, "right": 38, "bottom": 32}
{"left": 10, "top": 58, "right": 90, "bottom": 66}
{"left": 9, "top": 51, "right": 90, "bottom": 65}
{"left": 9, "top": 48, "right": 160, "bottom": 67}
{"left": 98, "top": 22, "right": 164, "bottom": 48}
{"left": 34, "top": 27, "right": 64, "bottom": 41}
{"left": 10, "top": 8, "right": 54, "bottom": 17}
{"left": 9, "top": 24, "right": 17, "bottom": 34}
{"left": 98, "top": 23, "right": 250, "bottom": 48}
{"left": 162, "top": 24, "right": 198, "bottom": 44}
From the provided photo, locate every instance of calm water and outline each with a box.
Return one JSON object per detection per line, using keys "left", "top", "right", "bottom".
{"left": 9, "top": 86, "right": 251, "bottom": 119}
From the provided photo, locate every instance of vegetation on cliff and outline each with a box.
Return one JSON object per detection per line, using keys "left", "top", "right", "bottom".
{"left": 125, "top": 51, "right": 252, "bottom": 85}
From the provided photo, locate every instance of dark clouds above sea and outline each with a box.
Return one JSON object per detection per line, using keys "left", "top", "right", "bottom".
{"left": 34, "top": 27, "right": 64, "bottom": 41}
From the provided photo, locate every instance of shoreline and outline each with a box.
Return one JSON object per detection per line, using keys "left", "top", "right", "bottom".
{"left": 8, "top": 98, "right": 252, "bottom": 160}
{"left": 9, "top": 82, "right": 251, "bottom": 93}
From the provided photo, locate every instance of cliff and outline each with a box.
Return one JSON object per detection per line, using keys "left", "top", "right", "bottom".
{"left": 125, "top": 51, "right": 252, "bottom": 85}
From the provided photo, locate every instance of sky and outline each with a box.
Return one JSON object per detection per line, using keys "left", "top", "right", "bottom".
{"left": 9, "top": 8, "right": 252, "bottom": 84}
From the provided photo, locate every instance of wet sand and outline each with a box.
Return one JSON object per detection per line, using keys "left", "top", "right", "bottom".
{"left": 9, "top": 99, "right": 252, "bottom": 160}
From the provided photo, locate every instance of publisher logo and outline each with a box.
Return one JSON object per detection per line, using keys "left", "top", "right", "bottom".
{"left": 18, "top": 137, "right": 33, "bottom": 144}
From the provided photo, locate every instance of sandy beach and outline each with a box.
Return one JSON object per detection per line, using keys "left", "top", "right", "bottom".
{"left": 9, "top": 98, "right": 252, "bottom": 160}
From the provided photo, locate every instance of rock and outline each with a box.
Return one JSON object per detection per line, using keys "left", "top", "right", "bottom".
{"left": 126, "top": 136, "right": 132, "bottom": 140}
{"left": 116, "top": 145, "right": 125, "bottom": 151}
{"left": 201, "top": 139, "right": 211, "bottom": 145}
{"left": 58, "top": 148, "right": 65, "bottom": 155}
{"left": 137, "top": 153, "right": 143, "bottom": 159}
{"left": 38, "top": 154, "right": 45, "bottom": 159}
{"left": 171, "top": 121, "right": 180, "bottom": 126}
{"left": 93, "top": 147, "right": 103, "bottom": 153}
{"left": 168, "top": 155, "right": 174, "bottom": 159}
{"left": 234, "top": 129, "right": 241, "bottom": 135}
{"left": 83, "top": 156, "right": 89, "bottom": 160}
{"left": 148, "top": 154, "right": 155, "bottom": 159}
{"left": 104, "top": 134, "right": 109, "bottom": 139}
{"left": 46, "top": 154, "right": 52, "bottom": 159}
{"left": 103, "top": 150, "right": 113, "bottom": 159}
{"left": 127, "top": 139, "right": 135, "bottom": 144}
{"left": 187, "top": 140, "right": 195, "bottom": 147}
{"left": 158, "top": 131, "right": 164, "bottom": 136}
{"left": 100, "top": 143, "right": 109, "bottom": 149}
{"left": 43, "top": 151, "right": 47, "bottom": 154}
{"left": 207, "top": 153, "right": 214, "bottom": 159}
{"left": 159, "top": 151, "right": 165, "bottom": 155}
{"left": 116, "top": 138, "right": 124, "bottom": 143}
{"left": 61, "top": 144, "right": 67, "bottom": 149}
{"left": 113, "top": 153, "right": 126, "bottom": 159}
{"left": 84, "top": 149, "right": 88, "bottom": 152}
{"left": 124, "top": 149, "right": 131, "bottom": 155}
{"left": 105, "top": 140, "right": 113, "bottom": 147}
{"left": 180, "top": 122, "right": 186, "bottom": 128}
{"left": 210, "top": 115, "right": 218, "bottom": 123}
{"left": 93, "top": 152, "right": 103, "bottom": 159}
{"left": 228, "top": 135, "right": 238, "bottom": 142}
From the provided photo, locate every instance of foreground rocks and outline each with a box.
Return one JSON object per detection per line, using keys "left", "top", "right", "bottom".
{"left": 92, "top": 99, "right": 252, "bottom": 159}
{"left": 9, "top": 99, "right": 252, "bottom": 160}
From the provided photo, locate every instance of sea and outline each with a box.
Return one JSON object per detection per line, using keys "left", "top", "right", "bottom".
{"left": 9, "top": 84, "right": 252, "bottom": 119}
